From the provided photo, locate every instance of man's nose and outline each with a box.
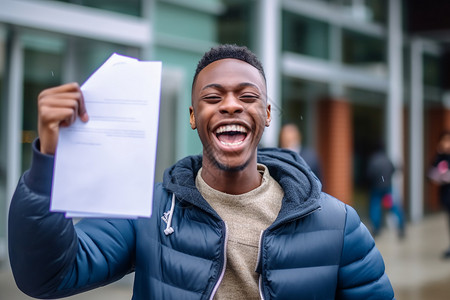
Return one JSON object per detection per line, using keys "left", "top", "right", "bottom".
{"left": 219, "top": 94, "right": 244, "bottom": 114}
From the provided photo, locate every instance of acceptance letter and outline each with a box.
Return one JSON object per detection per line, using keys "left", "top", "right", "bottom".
{"left": 51, "top": 53, "right": 162, "bottom": 218}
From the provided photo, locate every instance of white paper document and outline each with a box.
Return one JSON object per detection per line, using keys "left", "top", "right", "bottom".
{"left": 51, "top": 53, "right": 162, "bottom": 218}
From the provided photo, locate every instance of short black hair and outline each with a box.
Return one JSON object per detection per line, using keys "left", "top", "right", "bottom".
{"left": 193, "top": 44, "right": 266, "bottom": 86}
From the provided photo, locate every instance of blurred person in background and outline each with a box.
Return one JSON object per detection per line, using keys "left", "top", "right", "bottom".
{"left": 279, "top": 123, "right": 323, "bottom": 181}
{"left": 428, "top": 131, "right": 450, "bottom": 258}
{"left": 8, "top": 44, "right": 394, "bottom": 299}
{"left": 366, "top": 143, "right": 405, "bottom": 239}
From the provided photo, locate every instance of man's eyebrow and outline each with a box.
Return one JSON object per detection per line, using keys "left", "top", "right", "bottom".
{"left": 238, "top": 82, "right": 261, "bottom": 91}
{"left": 201, "top": 82, "right": 261, "bottom": 92}
{"left": 201, "top": 83, "right": 223, "bottom": 91}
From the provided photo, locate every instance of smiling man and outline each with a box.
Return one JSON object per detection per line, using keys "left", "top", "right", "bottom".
{"left": 190, "top": 55, "right": 270, "bottom": 194}
{"left": 9, "top": 44, "right": 395, "bottom": 299}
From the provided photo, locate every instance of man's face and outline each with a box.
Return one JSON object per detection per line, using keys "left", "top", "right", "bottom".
{"left": 440, "top": 135, "right": 450, "bottom": 154}
{"left": 190, "top": 58, "right": 271, "bottom": 172}
{"left": 279, "top": 125, "right": 301, "bottom": 150}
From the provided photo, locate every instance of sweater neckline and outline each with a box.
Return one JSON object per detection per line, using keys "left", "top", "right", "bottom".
{"left": 195, "top": 164, "right": 269, "bottom": 208}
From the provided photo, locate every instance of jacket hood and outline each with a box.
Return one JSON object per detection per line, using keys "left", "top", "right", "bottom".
{"left": 162, "top": 148, "right": 322, "bottom": 225}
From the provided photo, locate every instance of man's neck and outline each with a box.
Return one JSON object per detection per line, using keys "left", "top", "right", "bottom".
{"left": 200, "top": 160, "right": 262, "bottom": 195}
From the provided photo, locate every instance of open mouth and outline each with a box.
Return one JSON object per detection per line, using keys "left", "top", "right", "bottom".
{"left": 215, "top": 124, "right": 248, "bottom": 146}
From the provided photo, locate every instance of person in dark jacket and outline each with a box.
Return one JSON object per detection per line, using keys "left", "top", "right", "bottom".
{"left": 9, "top": 44, "right": 395, "bottom": 299}
{"left": 366, "top": 144, "right": 405, "bottom": 238}
{"left": 428, "top": 131, "right": 450, "bottom": 258}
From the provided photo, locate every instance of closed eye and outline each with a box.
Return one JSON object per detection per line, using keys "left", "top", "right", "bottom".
{"left": 202, "top": 95, "right": 221, "bottom": 103}
{"left": 240, "top": 94, "right": 259, "bottom": 102}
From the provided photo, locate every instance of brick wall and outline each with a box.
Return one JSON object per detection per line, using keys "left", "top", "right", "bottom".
{"left": 317, "top": 98, "right": 353, "bottom": 204}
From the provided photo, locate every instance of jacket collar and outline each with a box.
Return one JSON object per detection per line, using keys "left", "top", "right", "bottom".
{"left": 162, "top": 148, "right": 322, "bottom": 223}
{"left": 257, "top": 148, "right": 322, "bottom": 228}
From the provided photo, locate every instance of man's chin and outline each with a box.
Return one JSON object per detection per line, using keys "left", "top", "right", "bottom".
{"left": 214, "top": 158, "right": 251, "bottom": 173}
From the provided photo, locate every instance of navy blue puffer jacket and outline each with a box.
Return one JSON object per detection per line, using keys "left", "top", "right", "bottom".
{"left": 9, "top": 140, "right": 395, "bottom": 299}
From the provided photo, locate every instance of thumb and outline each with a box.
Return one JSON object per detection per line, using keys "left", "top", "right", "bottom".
{"left": 78, "top": 89, "right": 89, "bottom": 122}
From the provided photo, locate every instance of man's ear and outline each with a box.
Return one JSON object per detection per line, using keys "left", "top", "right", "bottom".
{"left": 265, "top": 104, "right": 271, "bottom": 127}
{"left": 189, "top": 106, "right": 196, "bottom": 129}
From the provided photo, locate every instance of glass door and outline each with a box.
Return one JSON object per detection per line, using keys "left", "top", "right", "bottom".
{"left": 21, "top": 32, "right": 65, "bottom": 172}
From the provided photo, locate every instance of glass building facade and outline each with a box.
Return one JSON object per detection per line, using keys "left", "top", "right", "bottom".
{"left": 0, "top": 0, "right": 447, "bottom": 264}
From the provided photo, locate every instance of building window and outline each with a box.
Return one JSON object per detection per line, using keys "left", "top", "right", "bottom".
{"left": 282, "top": 11, "right": 330, "bottom": 60}
{"left": 351, "top": 95, "right": 385, "bottom": 212}
{"left": 281, "top": 76, "right": 329, "bottom": 145}
{"left": 71, "top": 38, "right": 140, "bottom": 83}
{"left": 19, "top": 33, "right": 140, "bottom": 173}
{"left": 218, "top": 2, "right": 253, "bottom": 47}
{"left": 342, "top": 29, "right": 386, "bottom": 74}
{"left": 19, "top": 32, "right": 65, "bottom": 172}
{"left": 423, "top": 54, "right": 442, "bottom": 88}
{"left": 327, "top": 0, "right": 387, "bottom": 24}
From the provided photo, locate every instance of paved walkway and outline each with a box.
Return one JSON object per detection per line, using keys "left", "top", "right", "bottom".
{"left": 2, "top": 212, "right": 450, "bottom": 299}
{"left": 0, "top": 267, "right": 133, "bottom": 300}
{"left": 376, "top": 211, "right": 450, "bottom": 300}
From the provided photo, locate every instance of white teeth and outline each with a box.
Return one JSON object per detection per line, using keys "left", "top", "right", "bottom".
{"left": 220, "top": 140, "right": 244, "bottom": 146}
{"left": 216, "top": 124, "right": 247, "bottom": 134}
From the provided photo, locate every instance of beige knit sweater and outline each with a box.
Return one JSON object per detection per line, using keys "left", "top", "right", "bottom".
{"left": 196, "top": 164, "right": 284, "bottom": 300}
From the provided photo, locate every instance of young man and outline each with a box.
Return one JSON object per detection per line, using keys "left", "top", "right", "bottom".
{"left": 9, "top": 44, "right": 395, "bottom": 299}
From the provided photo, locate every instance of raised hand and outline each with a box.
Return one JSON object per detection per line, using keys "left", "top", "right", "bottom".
{"left": 37, "top": 82, "right": 89, "bottom": 155}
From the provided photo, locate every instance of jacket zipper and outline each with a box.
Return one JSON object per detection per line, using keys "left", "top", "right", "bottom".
{"left": 257, "top": 206, "right": 321, "bottom": 299}
{"left": 257, "top": 230, "right": 265, "bottom": 300}
{"left": 258, "top": 275, "right": 265, "bottom": 300}
{"left": 209, "top": 222, "right": 228, "bottom": 300}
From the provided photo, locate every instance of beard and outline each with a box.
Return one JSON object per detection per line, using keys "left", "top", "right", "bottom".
{"left": 213, "top": 157, "right": 251, "bottom": 172}
{"left": 203, "top": 143, "right": 252, "bottom": 173}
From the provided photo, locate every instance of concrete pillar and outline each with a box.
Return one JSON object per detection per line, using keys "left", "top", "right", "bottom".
{"left": 258, "top": 0, "right": 281, "bottom": 147}
{"left": 5, "top": 31, "right": 23, "bottom": 209}
{"left": 387, "top": 0, "right": 405, "bottom": 218}
{"left": 409, "top": 38, "right": 424, "bottom": 222}
{"left": 4, "top": 30, "right": 23, "bottom": 261}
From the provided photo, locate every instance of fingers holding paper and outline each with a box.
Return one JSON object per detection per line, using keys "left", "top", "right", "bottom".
{"left": 38, "top": 83, "right": 89, "bottom": 155}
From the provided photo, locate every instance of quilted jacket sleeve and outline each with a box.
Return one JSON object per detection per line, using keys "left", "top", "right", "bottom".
{"left": 8, "top": 140, "right": 136, "bottom": 299}
{"left": 336, "top": 205, "right": 395, "bottom": 300}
